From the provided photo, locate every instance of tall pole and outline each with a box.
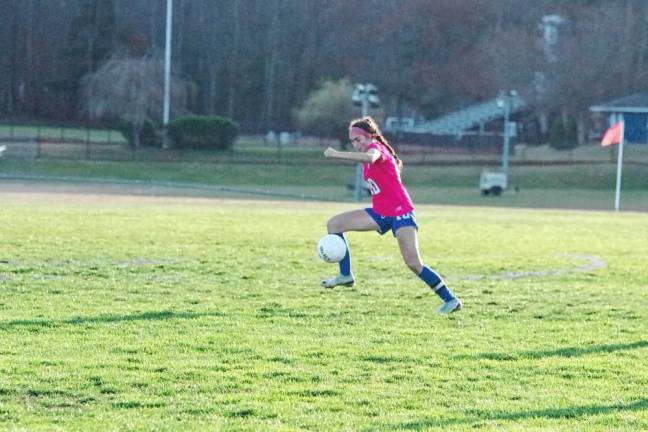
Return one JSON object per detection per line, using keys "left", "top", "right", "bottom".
{"left": 501, "top": 95, "right": 511, "bottom": 178}
{"left": 614, "top": 117, "right": 625, "bottom": 211}
{"left": 162, "top": 0, "right": 173, "bottom": 149}
{"left": 354, "top": 90, "right": 369, "bottom": 201}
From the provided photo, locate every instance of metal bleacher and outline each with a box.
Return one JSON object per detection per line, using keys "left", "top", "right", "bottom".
{"left": 389, "top": 93, "right": 527, "bottom": 136}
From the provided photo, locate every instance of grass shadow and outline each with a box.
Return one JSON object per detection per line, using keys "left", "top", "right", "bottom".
{"left": 0, "top": 310, "right": 224, "bottom": 331}
{"left": 454, "top": 340, "right": 648, "bottom": 361}
{"left": 394, "top": 398, "right": 648, "bottom": 430}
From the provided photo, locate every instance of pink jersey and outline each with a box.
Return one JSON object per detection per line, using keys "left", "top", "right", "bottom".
{"left": 363, "top": 141, "right": 414, "bottom": 216}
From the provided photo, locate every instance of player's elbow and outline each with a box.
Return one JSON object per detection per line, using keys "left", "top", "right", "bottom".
{"left": 366, "top": 149, "right": 380, "bottom": 163}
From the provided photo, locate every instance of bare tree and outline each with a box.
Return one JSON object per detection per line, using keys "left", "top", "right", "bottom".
{"left": 227, "top": 0, "right": 240, "bottom": 118}
{"left": 262, "top": 0, "right": 281, "bottom": 129}
{"left": 536, "top": 2, "right": 648, "bottom": 143}
{"left": 4, "top": 0, "right": 648, "bottom": 135}
{"left": 81, "top": 54, "right": 190, "bottom": 148}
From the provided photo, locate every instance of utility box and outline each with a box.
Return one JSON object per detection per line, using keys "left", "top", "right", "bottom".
{"left": 480, "top": 170, "right": 507, "bottom": 196}
{"left": 279, "top": 132, "right": 292, "bottom": 146}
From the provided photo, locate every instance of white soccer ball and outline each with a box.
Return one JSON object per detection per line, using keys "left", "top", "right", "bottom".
{"left": 317, "top": 234, "right": 347, "bottom": 263}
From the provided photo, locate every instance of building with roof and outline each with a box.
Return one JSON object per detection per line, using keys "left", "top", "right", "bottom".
{"left": 590, "top": 93, "right": 648, "bottom": 144}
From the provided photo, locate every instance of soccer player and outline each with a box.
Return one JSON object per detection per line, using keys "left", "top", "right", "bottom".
{"left": 321, "top": 117, "right": 462, "bottom": 314}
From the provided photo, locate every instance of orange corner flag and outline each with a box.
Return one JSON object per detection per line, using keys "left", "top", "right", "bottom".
{"left": 601, "top": 121, "right": 622, "bottom": 147}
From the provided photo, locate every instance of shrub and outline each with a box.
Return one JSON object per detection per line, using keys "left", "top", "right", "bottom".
{"left": 168, "top": 116, "right": 239, "bottom": 151}
{"left": 294, "top": 78, "right": 358, "bottom": 149}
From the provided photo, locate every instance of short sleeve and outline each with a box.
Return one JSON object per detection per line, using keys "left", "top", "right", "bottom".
{"left": 367, "top": 141, "right": 387, "bottom": 163}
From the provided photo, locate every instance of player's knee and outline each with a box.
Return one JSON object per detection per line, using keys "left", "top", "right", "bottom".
{"left": 404, "top": 257, "right": 422, "bottom": 274}
{"left": 327, "top": 217, "right": 342, "bottom": 233}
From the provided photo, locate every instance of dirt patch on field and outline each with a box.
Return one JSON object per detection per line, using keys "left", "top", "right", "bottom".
{"left": 0, "top": 179, "right": 334, "bottom": 210}
{"left": 0, "top": 179, "right": 213, "bottom": 200}
{"left": 451, "top": 254, "right": 607, "bottom": 282}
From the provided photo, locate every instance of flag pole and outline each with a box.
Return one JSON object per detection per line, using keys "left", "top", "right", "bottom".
{"left": 614, "top": 116, "right": 625, "bottom": 211}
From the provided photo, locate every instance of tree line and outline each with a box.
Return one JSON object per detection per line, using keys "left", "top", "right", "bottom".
{"left": 1, "top": 0, "right": 647, "bottom": 142}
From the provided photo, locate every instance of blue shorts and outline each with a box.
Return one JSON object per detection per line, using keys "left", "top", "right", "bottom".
{"left": 365, "top": 208, "right": 418, "bottom": 236}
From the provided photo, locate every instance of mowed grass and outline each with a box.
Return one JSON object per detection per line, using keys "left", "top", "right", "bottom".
{"left": 0, "top": 194, "right": 647, "bottom": 431}
{"left": 2, "top": 158, "right": 648, "bottom": 211}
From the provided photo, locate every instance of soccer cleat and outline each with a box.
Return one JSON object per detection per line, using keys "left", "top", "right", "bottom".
{"left": 320, "top": 273, "right": 355, "bottom": 288}
{"left": 436, "top": 298, "right": 462, "bottom": 314}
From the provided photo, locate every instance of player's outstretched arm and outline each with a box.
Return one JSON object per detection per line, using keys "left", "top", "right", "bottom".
{"left": 324, "top": 147, "right": 379, "bottom": 163}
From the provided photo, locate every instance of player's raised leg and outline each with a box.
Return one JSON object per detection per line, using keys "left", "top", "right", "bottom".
{"left": 395, "top": 226, "right": 462, "bottom": 313}
{"left": 321, "top": 210, "right": 379, "bottom": 288}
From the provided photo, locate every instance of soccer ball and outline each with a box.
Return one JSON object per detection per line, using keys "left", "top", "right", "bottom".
{"left": 317, "top": 234, "right": 347, "bottom": 263}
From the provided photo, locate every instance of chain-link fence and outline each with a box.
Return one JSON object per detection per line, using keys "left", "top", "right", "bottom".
{"left": 2, "top": 122, "right": 648, "bottom": 166}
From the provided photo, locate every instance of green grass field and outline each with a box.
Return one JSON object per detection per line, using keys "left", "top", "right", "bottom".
{"left": 0, "top": 193, "right": 647, "bottom": 430}
{"left": 0, "top": 124, "right": 127, "bottom": 144}
{"left": 2, "top": 157, "right": 648, "bottom": 211}
{"left": 2, "top": 130, "right": 648, "bottom": 211}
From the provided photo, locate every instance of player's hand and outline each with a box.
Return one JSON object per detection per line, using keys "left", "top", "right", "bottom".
{"left": 324, "top": 147, "right": 337, "bottom": 158}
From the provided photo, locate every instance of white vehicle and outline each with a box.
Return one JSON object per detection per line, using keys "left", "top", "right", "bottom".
{"left": 480, "top": 170, "right": 507, "bottom": 196}
{"left": 0, "top": 145, "right": 6, "bottom": 158}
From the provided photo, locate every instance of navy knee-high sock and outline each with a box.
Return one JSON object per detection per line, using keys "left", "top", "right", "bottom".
{"left": 333, "top": 233, "right": 351, "bottom": 276}
{"left": 417, "top": 265, "right": 456, "bottom": 302}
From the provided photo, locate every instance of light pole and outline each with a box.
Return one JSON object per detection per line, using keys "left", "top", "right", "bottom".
{"left": 162, "top": 0, "right": 173, "bottom": 149}
{"left": 352, "top": 84, "right": 379, "bottom": 118}
{"left": 496, "top": 90, "right": 517, "bottom": 181}
{"left": 351, "top": 83, "right": 379, "bottom": 201}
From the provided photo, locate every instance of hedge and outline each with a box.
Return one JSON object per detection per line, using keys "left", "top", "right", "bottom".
{"left": 167, "top": 116, "right": 239, "bottom": 151}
